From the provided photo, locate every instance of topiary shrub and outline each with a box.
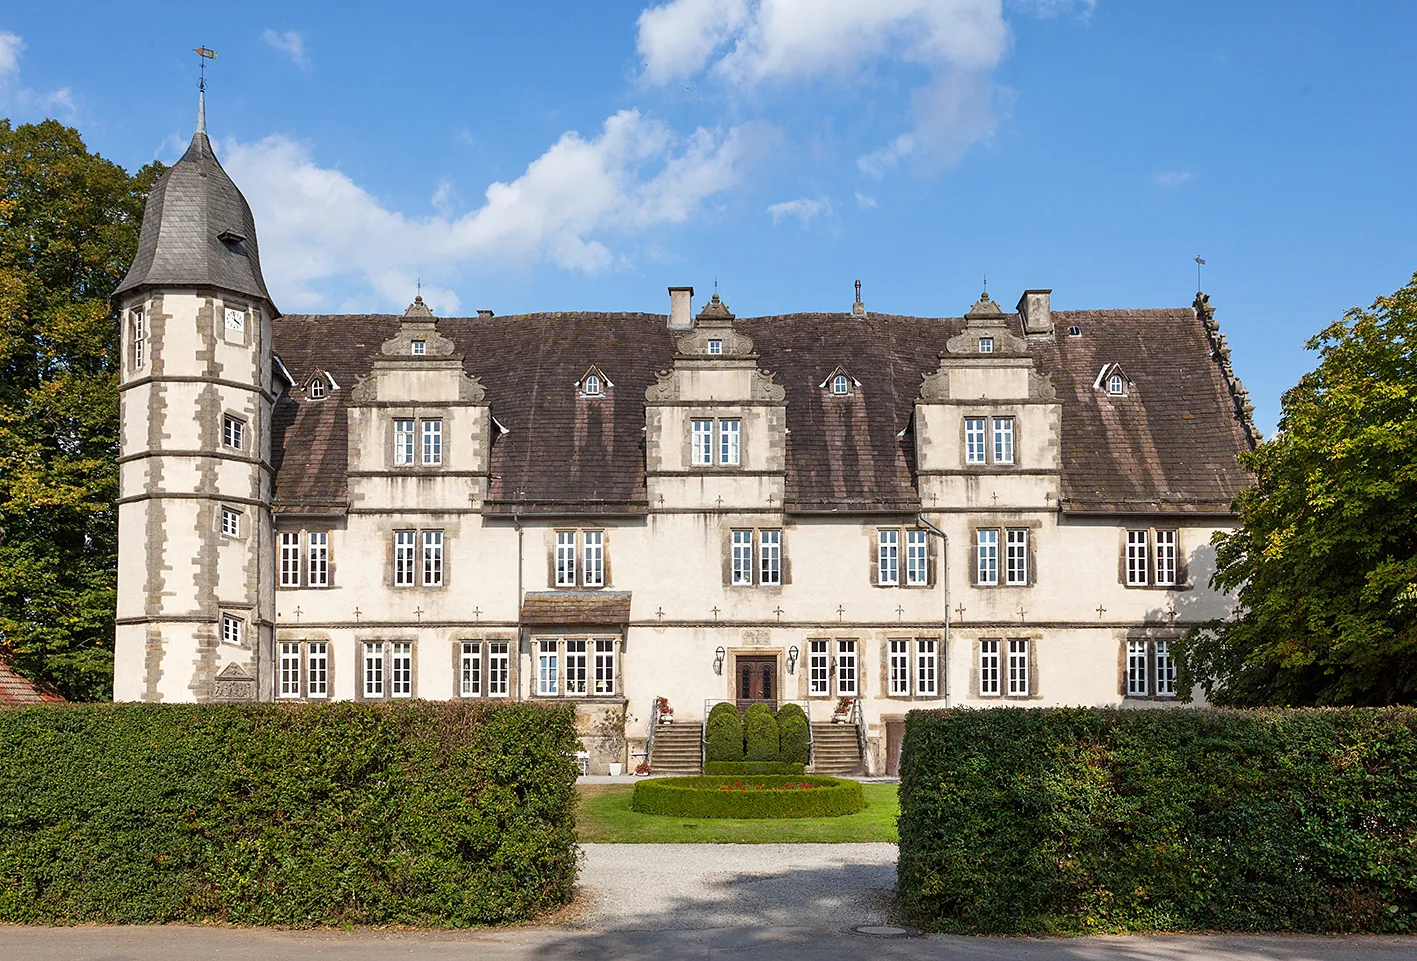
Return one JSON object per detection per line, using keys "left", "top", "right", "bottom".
{"left": 630, "top": 775, "right": 865, "bottom": 819}
{"left": 743, "top": 702, "right": 779, "bottom": 761}
{"left": 776, "top": 703, "right": 810, "bottom": 765}
{"left": 704, "top": 761, "right": 805, "bottom": 775}
{"left": 705, "top": 701, "right": 744, "bottom": 762}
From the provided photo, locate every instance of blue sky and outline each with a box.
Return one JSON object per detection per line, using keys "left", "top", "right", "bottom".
{"left": 3, "top": 1, "right": 1416, "bottom": 434}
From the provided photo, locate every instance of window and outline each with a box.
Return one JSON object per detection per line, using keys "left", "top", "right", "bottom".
{"left": 221, "top": 614, "right": 243, "bottom": 646}
{"left": 1127, "top": 639, "right": 1149, "bottom": 696}
{"left": 393, "top": 419, "right": 415, "bottom": 466}
{"left": 1155, "top": 530, "right": 1178, "bottom": 586}
{"left": 1126, "top": 530, "right": 1149, "bottom": 586}
{"left": 759, "top": 529, "right": 781, "bottom": 586}
{"left": 878, "top": 530, "right": 900, "bottom": 586}
{"left": 832, "top": 374, "right": 848, "bottom": 395}
{"left": 556, "top": 531, "right": 577, "bottom": 587}
{"left": 719, "top": 419, "right": 741, "bottom": 465}
{"left": 584, "top": 374, "right": 601, "bottom": 396}
{"left": 224, "top": 306, "right": 245, "bottom": 332}
{"left": 980, "top": 639, "right": 1000, "bottom": 696}
{"left": 537, "top": 639, "right": 559, "bottom": 696}
{"left": 307, "top": 642, "right": 328, "bottom": 698}
{"left": 280, "top": 532, "right": 301, "bottom": 587}
{"left": 309, "top": 378, "right": 325, "bottom": 400}
{"left": 1107, "top": 373, "right": 1125, "bottom": 395}
{"left": 965, "top": 418, "right": 986, "bottom": 464}
{"left": 131, "top": 310, "right": 145, "bottom": 371}
{"left": 836, "top": 639, "right": 858, "bottom": 696}
{"left": 917, "top": 638, "right": 938, "bottom": 696}
{"left": 363, "top": 642, "right": 384, "bottom": 698}
{"left": 993, "top": 417, "right": 1014, "bottom": 464}
{"left": 488, "top": 641, "right": 510, "bottom": 696}
{"left": 1005, "top": 529, "right": 1028, "bottom": 586}
{"left": 708, "top": 339, "right": 723, "bottom": 355}
{"left": 731, "top": 530, "right": 753, "bottom": 585}
{"left": 391, "top": 642, "right": 413, "bottom": 698}
{"left": 279, "top": 642, "right": 301, "bottom": 698}
{"left": 808, "top": 639, "right": 830, "bottom": 696}
{"left": 221, "top": 506, "right": 240, "bottom": 538}
{"left": 594, "top": 638, "right": 617, "bottom": 695}
{"left": 565, "top": 639, "right": 588, "bottom": 695}
{"left": 978, "top": 337, "right": 994, "bottom": 354}
{"left": 461, "top": 641, "right": 482, "bottom": 697}
{"left": 222, "top": 416, "right": 244, "bottom": 450}
{"left": 692, "top": 419, "right": 713, "bottom": 466}
{"left": 1156, "top": 640, "right": 1177, "bottom": 696}
{"left": 422, "top": 420, "right": 443, "bottom": 465}
{"left": 1068, "top": 325, "right": 1082, "bottom": 337}
{"left": 1008, "top": 639, "right": 1029, "bottom": 696}
{"left": 308, "top": 531, "right": 329, "bottom": 587}
{"left": 411, "top": 339, "right": 426, "bottom": 355}
{"left": 977, "top": 529, "right": 999, "bottom": 586}
{"left": 889, "top": 639, "right": 910, "bottom": 696}
{"left": 583, "top": 531, "right": 604, "bottom": 587}
{"left": 394, "top": 531, "right": 416, "bottom": 586}
{"left": 422, "top": 531, "right": 443, "bottom": 587}
{"left": 906, "top": 530, "right": 928, "bottom": 586}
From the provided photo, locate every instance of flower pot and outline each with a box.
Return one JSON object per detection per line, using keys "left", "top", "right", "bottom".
{"left": 608, "top": 762, "right": 624, "bottom": 777}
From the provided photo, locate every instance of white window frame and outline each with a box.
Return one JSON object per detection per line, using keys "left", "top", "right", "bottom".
{"left": 221, "top": 614, "right": 243, "bottom": 646}
{"left": 979, "top": 639, "right": 1000, "bottom": 696}
{"left": 691, "top": 419, "right": 713, "bottom": 466}
{"left": 393, "top": 419, "right": 416, "bottom": 466}
{"left": 1127, "top": 639, "right": 1149, "bottom": 697}
{"left": 411, "top": 339, "right": 426, "bottom": 355}
{"left": 978, "top": 336, "right": 994, "bottom": 354}
{"left": 278, "top": 642, "right": 301, "bottom": 699}
{"left": 394, "top": 530, "right": 416, "bottom": 587}
{"left": 555, "top": 531, "right": 577, "bottom": 587}
{"left": 1005, "top": 528, "right": 1028, "bottom": 586}
{"left": 719, "top": 418, "right": 741, "bottom": 465}
{"left": 421, "top": 419, "right": 443, "bottom": 466}
{"left": 422, "top": 530, "right": 444, "bottom": 587}
{"left": 583, "top": 530, "right": 604, "bottom": 587}
{"left": 916, "top": 638, "right": 938, "bottom": 696}
{"left": 708, "top": 339, "right": 723, "bottom": 355}
{"left": 977, "top": 529, "right": 999, "bottom": 586}
{"left": 878, "top": 529, "right": 900, "bottom": 586}
{"left": 1126, "top": 530, "right": 1149, "bottom": 585}
{"left": 906, "top": 530, "right": 928, "bottom": 586}
{"left": 537, "top": 639, "right": 560, "bottom": 696}
{"left": 1008, "top": 639, "right": 1030, "bottom": 696}
{"left": 461, "top": 641, "right": 482, "bottom": 697}
{"left": 221, "top": 506, "right": 240, "bottom": 538}
{"left": 832, "top": 374, "right": 849, "bottom": 395}
{"left": 488, "top": 641, "right": 510, "bottom": 697}
{"left": 391, "top": 642, "right": 413, "bottom": 698}
{"left": 808, "top": 639, "right": 830, "bottom": 696}
{"left": 307, "top": 531, "right": 329, "bottom": 587}
{"left": 731, "top": 530, "right": 753, "bottom": 585}
{"left": 363, "top": 642, "right": 384, "bottom": 698}
{"left": 307, "top": 642, "right": 329, "bottom": 699}
{"left": 280, "top": 531, "right": 301, "bottom": 587}
{"left": 1108, "top": 373, "right": 1125, "bottom": 395}
{"left": 965, "top": 417, "right": 986, "bottom": 464}
{"left": 1155, "top": 530, "right": 1178, "bottom": 586}
{"left": 594, "top": 638, "right": 617, "bottom": 695}
{"left": 889, "top": 639, "right": 910, "bottom": 696}
{"left": 584, "top": 374, "right": 601, "bottom": 396}
{"left": 1156, "top": 640, "right": 1177, "bottom": 697}
{"left": 993, "top": 417, "right": 1015, "bottom": 465}
{"left": 131, "top": 309, "right": 145, "bottom": 371}
{"left": 759, "top": 529, "right": 781, "bottom": 586}
{"left": 222, "top": 416, "right": 244, "bottom": 451}
{"left": 565, "top": 638, "right": 588, "bottom": 696}
{"left": 836, "top": 639, "right": 858, "bottom": 696}
{"left": 309, "top": 378, "right": 325, "bottom": 400}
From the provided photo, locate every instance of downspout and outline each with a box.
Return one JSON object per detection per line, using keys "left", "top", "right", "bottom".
{"left": 514, "top": 513, "right": 524, "bottom": 703}
{"left": 917, "top": 513, "right": 949, "bottom": 708}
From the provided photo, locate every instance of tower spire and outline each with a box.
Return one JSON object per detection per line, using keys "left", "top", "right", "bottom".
{"left": 193, "top": 46, "right": 218, "bottom": 136}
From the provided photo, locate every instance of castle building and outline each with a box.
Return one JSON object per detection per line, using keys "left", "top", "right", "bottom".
{"left": 111, "top": 103, "right": 1256, "bottom": 774}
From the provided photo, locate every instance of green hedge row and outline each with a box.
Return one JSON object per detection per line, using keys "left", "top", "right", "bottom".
{"left": 702, "top": 702, "right": 810, "bottom": 766}
{"left": 0, "top": 701, "right": 579, "bottom": 926}
{"left": 898, "top": 707, "right": 1417, "bottom": 934}
{"left": 631, "top": 775, "right": 864, "bottom": 819}
{"left": 777, "top": 704, "right": 810, "bottom": 765}
{"left": 705, "top": 702, "right": 743, "bottom": 762}
{"left": 704, "top": 761, "right": 805, "bottom": 775}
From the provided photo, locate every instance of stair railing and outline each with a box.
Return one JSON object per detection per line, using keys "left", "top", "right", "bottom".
{"left": 645, "top": 697, "right": 661, "bottom": 771}
{"left": 849, "top": 697, "right": 867, "bottom": 770}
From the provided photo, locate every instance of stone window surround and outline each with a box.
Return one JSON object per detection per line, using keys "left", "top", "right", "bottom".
{"left": 1119, "top": 634, "right": 1181, "bottom": 701}
{"left": 689, "top": 416, "right": 742, "bottom": 467}
{"left": 128, "top": 305, "right": 146, "bottom": 373}
{"left": 222, "top": 412, "right": 247, "bottom": 451}
{"left": 274, "top": 637, "right": 335, "bottom": 701}
{"left": 870, "top": 526, "right": 936, "bottom": 588}
{"left": 801, "top": 636, "right": 862, "bottom": 698}
{"left": 387, "top": 411, "right": 450, "bottom": 469}
{"left": 391, "top": 528, "right": 448, "bottom": 590}
{"left": 220, "top": 610, "right": 249, "bottom": 648}
{"left": 1117, "top": 527, "right": 1190, "bottom": 590}
{"left": 880, "top": 635, "right": 944, "bottom": 700}
{"left": 549, "top": 528, "right": 611, "bottom": 590}
{"left": 526, "top": 634, "right": 622, "bottom": 699}
{"left": 724, "top": 527, "right": 786, "bottom": 588}
{"left": 275, "top": 527, "right": 337, "bottom": 589}
{"left": 220, "top": 504, "right": 243, "bottom": 539}
{"left": 453, "top": 636, "right": 516, "bottom": 698}
{"left": 968, "top": 633, "right": 1041, "bottom": 700}
{"left": 959, "top": 412, "right": 1020, "bottom": 468}
{"left": 355, "top": 638, "right": 417, "bottom": 701}
{"left": 968, "top": 519, "right": 1040, "bottom": 589}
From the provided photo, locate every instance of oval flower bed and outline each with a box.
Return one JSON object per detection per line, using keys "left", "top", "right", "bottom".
{"left": 629, "top": 775, "right": 866, "bottom": 819}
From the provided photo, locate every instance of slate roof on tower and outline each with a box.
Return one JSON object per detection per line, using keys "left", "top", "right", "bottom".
{"left": 269, "top": 304, "right": 1254, "bottom": 516}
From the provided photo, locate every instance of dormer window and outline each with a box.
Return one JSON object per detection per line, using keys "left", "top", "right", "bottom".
{"left": 832, "top": 374, "right": 849, "bottom": 395}
{"left": 1094, "top": 363, "right": 1131, "bottom": 397}
{"left": 708, "top": 339, "right": 723, "bottom": 355}
{"left": 411, "top": 340, "right": 426, "bottom": 356}
{"left": 583, "top": 374, "right": 601, "bottom": 396}
{"left": 978, "top": 337, "right": 994, "bottom": 354}
{"left": 1068, "top": 325, "right": 1082, "bottom": 337}
{"left": 309, "top": 378, "right": 325, "bottom": 400}
{"left": 1108, "top": 373, "right": 1125, "bottom": 396}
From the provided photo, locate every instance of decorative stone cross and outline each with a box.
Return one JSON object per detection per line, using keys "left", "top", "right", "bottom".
{"left": 836, "top": 604, "right": 846, "bottom": 622}
{"left": 1096, "top": 604, "right": 1106, "bottom": 619}
{"left": 354, "top": 606, "right": 361, "bottom": 623}
{"left": 657, "top": 493, "right": 665, "bottom": 507}
{"left": 1166, "top": 606, "right": 1179, "bottom": 624}
{"left": 656, "top": 606, "right": 665, "bottom": 620}
{"left": 472, "top": 606, "right": 482, "bottom": 622}
{"left": 414, "top": 605, "right": 424, "bottom": 624}
{"left": 1015, "top": 602, "right": 1028, "bottom": 623}
{"left": 767, "top": 492, "right": 776, "bottom": 506}
{"left": 293, "top": 605, "right": 302, "bottom": 624}
{"left": 711, "top": 606, "right": 721, "bottom": 621}
{"left": 896, "top": 604, "right": 905, "bottom": 621}
{"left": 991, "top": 491, "right": 999, "bottom": 504}
{"left": 954, "top": 603, "right": 966, "bottom": 621}
{"left": 715, "top": 494, "right": 724, "bottom": 509}
{"left": 774, "top": 606, "right": 784, "bottom": 622}
{"left": 931, "top": 493, "right": 938, "bottom": 507}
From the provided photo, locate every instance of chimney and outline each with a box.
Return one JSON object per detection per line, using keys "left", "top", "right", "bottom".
{"left": 477, "top": 309, "right": 494, "bottom": 319}
{"left": 668, "top": 286, "right": 695, "bottom": 330}
{"left": 1017, "top": 289, "right": 1053, "bottom": 336}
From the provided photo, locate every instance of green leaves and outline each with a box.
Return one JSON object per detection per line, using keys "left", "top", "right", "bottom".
{"left": 1181, "top": 273, "right": 1417, "bottom": 707}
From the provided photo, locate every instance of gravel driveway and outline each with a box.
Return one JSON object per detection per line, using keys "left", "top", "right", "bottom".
{"left": 575, "top": 843, "right": 898, "bottom": 931}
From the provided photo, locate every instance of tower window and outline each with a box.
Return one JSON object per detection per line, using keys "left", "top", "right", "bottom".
{"left": 584, "top": 374, "right": 601, "bottom": 396}
{"left": 220, "top": 506, "right": 241, "bottom": 538}
{"left": 131, "top": 309, "right": 146, "bottom": 371}
{"left": 309, "top": 378, "right": 325, "bottom": 400}
{"left": 832, "top": 374, "right": 849, "bottom": 395}
{"left": 411, "top": 340, "right": 427, "bottom": 355}
{"left": 222, "top": 416, "right": 245, "bottom": 450}
{"left": 221, "top": 614, "right": 244, "bottom": 646}
{"left": 978, "top": 337, "right": 994, "bottom": 354}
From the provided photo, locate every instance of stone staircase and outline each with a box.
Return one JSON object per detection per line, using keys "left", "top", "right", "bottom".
{"left": 648, "top": 721, "right": 704, "bottom": 775}
{"left": 811, "top": 722, "right": 866, "bottom": 776}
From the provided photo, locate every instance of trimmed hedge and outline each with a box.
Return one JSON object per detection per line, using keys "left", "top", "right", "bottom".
{"left": 898, "top": 707, "right": 1417, "bottom": 934}
{"left": 776, "top": 703, "right": 810, "bottom": 765}
{"left": 630, "top": 776, "right": 864, "bottom": 819}
{"left": 705, "top": 701, "right": 743, "bottom": 762}
{"left": 743, "top": 703, "right": 779, "bottom": 761}
{"left": 704, "top": 761, "right": 805, "bottom": 775}
{"left": 0, "top": 701, "right": 579, "bottom": 926}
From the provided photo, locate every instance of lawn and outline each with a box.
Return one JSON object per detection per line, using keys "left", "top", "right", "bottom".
{"left": 575, "top": 781, "right": 899, "bottom": 843}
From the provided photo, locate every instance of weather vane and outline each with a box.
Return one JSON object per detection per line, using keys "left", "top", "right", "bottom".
{"left": 194, "top": 46, "right": 218, "bottom": 92}
{"left": 1195, "top": 255, "right": 1206, "bottom": 292}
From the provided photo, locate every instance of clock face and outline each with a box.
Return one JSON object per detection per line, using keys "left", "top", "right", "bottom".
{"left": 224, "top": 308, "right": 245, "bottom": 331}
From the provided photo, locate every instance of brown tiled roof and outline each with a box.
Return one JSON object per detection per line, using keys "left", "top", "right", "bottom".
{"left": 270, "top": 307, "right": 1252, "bottom": 516}
{"left": 0, "top": 658, "right": 64, "bottom": 705}
{"left": 521, "top": 591, "right": 633, "bottom": 625}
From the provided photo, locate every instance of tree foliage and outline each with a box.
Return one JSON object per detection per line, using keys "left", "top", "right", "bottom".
{"left": 1181, "top": 273, "right": 1417, "bottom": 705}
{"left": 0, "top": 119, "right": 163, "bottom": 700}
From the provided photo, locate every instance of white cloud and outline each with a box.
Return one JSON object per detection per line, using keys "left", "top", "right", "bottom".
{"left": 220, "top": 110, "right": 777, "bottom": 311}
{"left": 1008, "top": 0, "right": 1095, "bottom": 19}
{"left": 262, "top": 29, "right": 309, "bottom": 69}
{"left": 854, "top": 191, "right": 877, "bottom": 208}
{"left": 0, "top": 31, "right": 73, "bottom": 115}
{"left": 766, "top": 195, "right": 829, "bottom": 225}
{"left": 1155, "top": 170, "right": 1193, "bottom": 187}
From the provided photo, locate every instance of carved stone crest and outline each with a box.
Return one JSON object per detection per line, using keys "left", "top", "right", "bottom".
{"left": 211, "top": 662, "right": 256, "bottom": 702}
{"left": 644, "top": 369, "right": 679, "bottom": 402}
{"left": 751, "top": 369, "right": 786, "bottom": 402}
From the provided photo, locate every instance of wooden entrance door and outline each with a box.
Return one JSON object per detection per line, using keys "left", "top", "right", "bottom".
{"left": 736, "top": 655, "right": 778, "bottom": 710}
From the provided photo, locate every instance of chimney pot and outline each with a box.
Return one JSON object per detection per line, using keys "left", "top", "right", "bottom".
{"left": 668, "top": 286, "right": 695, "bottom": 330}
{"left": 477, "top": 309, "right": 494, "bottom": 319}
{"left": 1017, "top": 289, "right": 1053, "bottom": 336}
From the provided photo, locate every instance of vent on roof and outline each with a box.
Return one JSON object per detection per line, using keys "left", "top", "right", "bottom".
{"left": 1067, "top": 325, "right": 1082, "bottom": 337}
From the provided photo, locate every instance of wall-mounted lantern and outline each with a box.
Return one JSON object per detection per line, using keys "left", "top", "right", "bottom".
{"left": 714, "top": 646, "right": 726, "bottom": 675}
{"left": 787, "top": 645, "right": 799, "bottom": 675}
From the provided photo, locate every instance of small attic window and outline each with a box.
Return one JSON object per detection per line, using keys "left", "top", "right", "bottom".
{"left": 584, "top": 374, "right": 602, "bottom": 396}
{"left": 411, "top": 340, "right": 426, "bottom": 355}
{"left": 708, "top": 339, "right": 723, "bottom": 355}
{"left": 978, "top": 337, "right": 994, "bottom": 354}
{"left": 1107, "top": 373, "right": 1126, "bottom": 396}
{"left": 832, "top": 374, "right": 849, "bottom": 395}
{"left": 1068, "top": 325, "right": 1082, "bottom": 337}
{"left": 309, "top": 378, "right": 325, "bottom": 400}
